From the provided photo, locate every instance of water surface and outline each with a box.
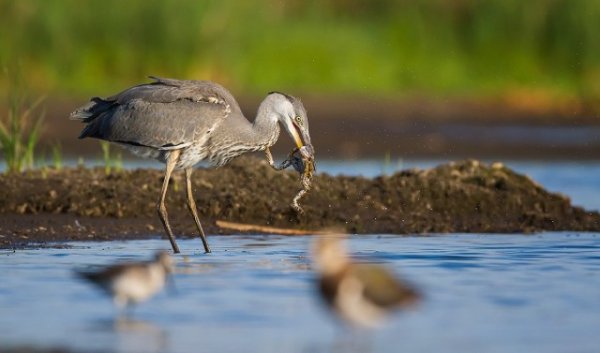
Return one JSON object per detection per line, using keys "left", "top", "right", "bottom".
{"left": 1, "top": 233, "right": 599, "bottom": 353}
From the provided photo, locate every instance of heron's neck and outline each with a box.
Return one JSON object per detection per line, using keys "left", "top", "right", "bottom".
{"left": 249, "top": 105, "right": 280, "bottom": 148}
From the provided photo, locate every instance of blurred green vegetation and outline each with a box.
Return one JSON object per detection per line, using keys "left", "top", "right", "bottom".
{"left": 1, "top": 0, "right": 600, "bottom": 99}
{"left": 0, "top": 69, "right": 44, "bottom": 173}
{"left": 100, "top": 141, "right": 123, "bottom": 175}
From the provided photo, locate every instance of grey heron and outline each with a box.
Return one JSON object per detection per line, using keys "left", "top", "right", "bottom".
{"left": 71, "top": 77, "right": 314, "bottom": 254}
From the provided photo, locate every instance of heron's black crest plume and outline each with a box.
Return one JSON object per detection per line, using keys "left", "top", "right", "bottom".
{"left": 268, "top": 91, "right": 295, "bottom": 102}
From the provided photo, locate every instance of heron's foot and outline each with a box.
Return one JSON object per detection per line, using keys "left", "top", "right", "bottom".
{"left": 265, "top": 148, "right": 293, "bottom": 171}
{"left": 273, "top": 158, "right": 293, "bottom": 171}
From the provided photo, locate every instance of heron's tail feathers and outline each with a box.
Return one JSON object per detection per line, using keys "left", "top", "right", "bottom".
{"left": 69, "top": 97, "right": 113, "bottom": 122}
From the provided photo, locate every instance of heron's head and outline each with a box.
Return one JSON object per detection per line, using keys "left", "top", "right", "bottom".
{"left": 266, "top": 92, "right": 314, "bottom": 158}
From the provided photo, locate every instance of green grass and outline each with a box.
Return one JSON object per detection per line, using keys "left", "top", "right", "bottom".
{"left": 100, "top": 141, "right": 122, "bottom": 175}
{"left": 1, "top": 0, "right": 600, "bottom": 100}
{"left": 0, "top": 68, "right": 45, "bottom": 173}
{"left": 381, "top": 151, "right": 404, "bottom": 176}
{"left": 51, "top": 143, "right": 63, "bottom": 170}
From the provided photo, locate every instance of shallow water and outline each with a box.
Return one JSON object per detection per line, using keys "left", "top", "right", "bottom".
{"left": 1, "top": 233, "right": 599, "bottom": 353}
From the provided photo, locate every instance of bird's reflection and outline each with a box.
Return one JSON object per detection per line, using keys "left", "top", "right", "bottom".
{"left": 302, "top": 332, "right": 373, "bottom": 353}
{"left": 92, "top": 317, "right": 169, "bottom": 353}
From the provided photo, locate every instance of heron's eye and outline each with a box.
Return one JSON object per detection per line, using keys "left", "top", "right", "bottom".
{"left": 295, "top": 116, "right": 303, "bottom": 125}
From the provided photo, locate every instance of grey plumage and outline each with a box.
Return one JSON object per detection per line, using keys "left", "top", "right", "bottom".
{"left": 71, "top": 77, "right": 239, "bottom": 166}
{"left": 72, "top": 76, "right": 314, "bottom": 254}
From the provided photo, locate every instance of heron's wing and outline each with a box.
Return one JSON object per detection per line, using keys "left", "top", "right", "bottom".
{"left": 72, "top": 77, "right": 237, "bottom": 149}
{"left": 78, "top": 99, "right": 228, "bottom": 149}
{"left": 352, "top": 264, "right": 420, "bottom": 309}
{"left": 106, "top": 77, "right": 240, "bottom": 111}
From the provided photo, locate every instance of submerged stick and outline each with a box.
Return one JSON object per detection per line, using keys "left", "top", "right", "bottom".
{"left": 216, "top": 220, "right": 334, "bottom": 235}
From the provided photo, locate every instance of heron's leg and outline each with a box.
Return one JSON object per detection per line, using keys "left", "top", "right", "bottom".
{"left": 265, "top": 147, "right": 293, "bottom": 170}
{"left": 158, "top": 150, "right": 181, "bottom": 253}
{"left": 185, "top": 167, "right": 211, "bottom": 253}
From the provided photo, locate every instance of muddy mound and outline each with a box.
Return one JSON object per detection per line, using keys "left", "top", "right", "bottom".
{"left": 0, "top": 158, "right": 598, "bottom": 248}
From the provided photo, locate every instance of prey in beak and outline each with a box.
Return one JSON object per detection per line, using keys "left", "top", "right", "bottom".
{"left": 266, "top": 91, "right": 316, "bottom": 213}
{"left": 288, "top": 144, "right": 316, "bottom": 174}
{"left": 284, "top": 111, "right": 315, "bottom": 174}
{"left": 284, "top": 125, "right": 315, "bottom": 214}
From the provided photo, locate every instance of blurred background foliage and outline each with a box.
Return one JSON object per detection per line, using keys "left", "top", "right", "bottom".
{"left": 1, "top": 0, "right": 600, "bottom": 101}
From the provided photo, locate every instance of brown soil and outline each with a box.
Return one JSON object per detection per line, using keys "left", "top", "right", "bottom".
{"left": 1, "top": 157, "right": 598, "bottom": 249}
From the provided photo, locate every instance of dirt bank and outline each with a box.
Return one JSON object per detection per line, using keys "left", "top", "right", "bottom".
{"left": 1, "top": 158, "right": 598, "bottom": 249}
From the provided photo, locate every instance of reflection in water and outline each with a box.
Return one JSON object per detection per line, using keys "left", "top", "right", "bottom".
{"left": 92, "top": 318, "right": 169, "bottom": 353}
{"left": 330, "top": 331, "right": 374, "bottom": 353}
{"left": 297, "top": 324, "right": 376, "bottom": 353}
{"left": 303, "top": 330, "right": 374, "bottom": 353}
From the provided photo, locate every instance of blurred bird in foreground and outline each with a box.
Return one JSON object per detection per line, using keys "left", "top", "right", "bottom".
{"left": 76, "top": 251, "right": 174, "bottom": 310}
{"left": 312, "top": 236, "right": 421, "bottom": 328}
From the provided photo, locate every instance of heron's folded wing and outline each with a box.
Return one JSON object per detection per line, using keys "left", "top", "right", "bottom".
{"left": 80, "top": 99, "right": 227, "bottom": 149}
{"left": 106, "top": 77, "right": 240, "bottom": 113}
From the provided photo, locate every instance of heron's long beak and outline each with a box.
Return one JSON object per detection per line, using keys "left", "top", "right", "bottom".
{"left": 284, "top": 118, "right": 312, "bottom": 150}
{"left": 283, "top": 117, "right": 315, "bottom": 173}
{"left": 298, "top": 132, "right": 314, "bottom": 170}
{"left": 283, "top": 120, "right": 304, "bottom": 149}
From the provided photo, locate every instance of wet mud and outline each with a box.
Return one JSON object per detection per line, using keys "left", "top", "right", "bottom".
{"left": 1, "top": 157, "right": 598, "bottom": 249}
